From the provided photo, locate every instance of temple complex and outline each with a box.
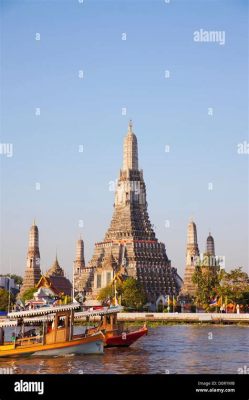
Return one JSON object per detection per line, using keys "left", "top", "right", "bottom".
{"left": 19, "top": 221, "right": 42, "bottom": 297}
{"left": 75, "top": 121, "right": 182, "bottom": 301}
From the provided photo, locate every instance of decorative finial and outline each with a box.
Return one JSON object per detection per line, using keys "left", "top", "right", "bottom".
{"left": 33, "top": 218, "right": 36, "bottom": 226}
{"left": 128, "top": 119, "right": 133, "bottom": 133}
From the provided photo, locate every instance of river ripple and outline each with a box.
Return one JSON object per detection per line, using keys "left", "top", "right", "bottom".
{"left": 0, "top": 325, "right": 248, "bottom": 374}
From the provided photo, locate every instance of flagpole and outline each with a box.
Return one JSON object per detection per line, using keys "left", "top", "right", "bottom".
{"left": 8, "top": 258, "right": 11, "bottom": 313}
{"left": 72, "top": 271, "right": 75, "bottom": 301}
{"left": 114, "top": 279, "right": 117, "bottom": 306}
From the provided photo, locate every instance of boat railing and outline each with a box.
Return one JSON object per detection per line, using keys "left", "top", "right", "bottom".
{"left": 15, "top": 335, "right": 43, "bottom": 347}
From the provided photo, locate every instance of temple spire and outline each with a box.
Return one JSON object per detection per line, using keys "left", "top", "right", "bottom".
{"left": 187, "top": 219, "right": 198, "bottom": 246}
{"left": 180, "top": 219, "right": 200, "bottom": 297}
{"left": 19, "top": 221, "right": 41, "bottom": 297}
{"left": 128, "top": 119, "right": 133, "bottom": 133}
{"left": 123, "top": 120, "right": 138, "bottom": 171}
{"left": 206, "top": 232, "right": 215, "bottom": 256}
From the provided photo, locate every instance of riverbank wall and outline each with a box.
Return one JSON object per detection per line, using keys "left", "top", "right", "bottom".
{"left": 81, "top": 312, "right": 249, "bottom": 325}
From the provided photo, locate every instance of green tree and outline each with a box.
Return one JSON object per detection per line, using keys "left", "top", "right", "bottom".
{"left": 97, "top": 277, "right": 146, "bottom": 310}
{"left": 192, "top": 264, "right": 220, "bottom": 310}
{"left": 121, "top": 278, "right": 147, "bottom": 310}
{"left": 97, "top": 281, "right": 123, "bottom": 303}
{"left": 217, "top": 267, "right": 249, "bottom": 307}
{"left": 21, "top": 287, "right": 37, "bottom": 302}
{"left": 0, "top": 288, "right": 15, "bottom": 311}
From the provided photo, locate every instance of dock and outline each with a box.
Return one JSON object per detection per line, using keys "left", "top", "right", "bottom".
{"left": 116, "top": 312, "right": 249, "bottom": 324}
{"left": 74, "top": 312, "right": 249, "bottom": 325}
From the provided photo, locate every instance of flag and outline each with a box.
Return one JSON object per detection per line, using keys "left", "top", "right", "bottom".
{"left": 210, "top": 297, "right": 218, "bottom": 306}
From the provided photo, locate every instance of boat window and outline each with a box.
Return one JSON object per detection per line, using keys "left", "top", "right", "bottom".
{"left": 58, "top": 318, "right": 65, "bottom": 329}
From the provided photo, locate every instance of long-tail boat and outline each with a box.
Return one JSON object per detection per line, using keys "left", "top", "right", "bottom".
{"left": 100, "top": 306, "right": 148, "bottom": 348}
{"left": 75, "top": 306, "right": 148, "bottom": 347}
{"left": 0, "top": 303, "right": 104, "bottom": 357}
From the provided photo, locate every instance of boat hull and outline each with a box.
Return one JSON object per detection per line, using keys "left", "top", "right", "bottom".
{"left": 105, "top": 327, "right": 148, "bottom": 348}
{"left": 32, "top": 339, "right": 103, "bottom": 356}
{"left": 0, "top": 334, "right": 104, "bottom": 357}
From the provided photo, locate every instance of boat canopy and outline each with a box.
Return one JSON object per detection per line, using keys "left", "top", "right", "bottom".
{"left": 23, "top": 315, "right": 56, "bottom": 324}
{"left": 8, "top": 302, "right": 80, "bottom": 319}
{"left": 0, "top": 319, "right": 18, "bottom": 328}
{"left": 74, "top": 305, "right": 123, "bottom": 319}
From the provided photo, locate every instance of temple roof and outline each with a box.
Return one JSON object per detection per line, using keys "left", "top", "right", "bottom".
{"left": 36, "top": 274, "right": 72, "bottom": 297}
{"left": 46, "top": 256, "right": 64, "bottom": 277}
{"left": 48, "top": 276, "right": 72, "bottom": 296}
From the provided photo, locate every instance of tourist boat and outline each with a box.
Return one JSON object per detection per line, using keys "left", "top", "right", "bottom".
{"left": 0, "top": 303, "right": 104, "bottom": 357}
{"left": 77, "top": 306, "right": 148, "bottom": 347}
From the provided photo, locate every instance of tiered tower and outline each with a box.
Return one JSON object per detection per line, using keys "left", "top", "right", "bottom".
{"left": 206, "top": 233, "right": 215, "bottom": 256}
{"left": 181, "top": 219, "right": 200, "bottom": 297}
{"left": 80, "top": 121, "right": 182, "bottom": 301}
{"left": 73, "top": 237, "right": 86, "bottom": 294}
{"left": 203, "top": 233, "right": 219, "bottom": 269}
{"left": 20, "top": 221, "right": 41, "bottom": 296}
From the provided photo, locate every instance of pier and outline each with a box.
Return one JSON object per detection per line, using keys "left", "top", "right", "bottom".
{"left": 74, "top": 312, "right": 249, "bottom": 325}
{"left": 117, "top": 312, "right": 249, "bottom": 324}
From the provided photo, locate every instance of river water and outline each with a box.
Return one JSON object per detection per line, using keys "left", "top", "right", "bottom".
{"left": 0, "top": 325, "right": 248, "bottom": 374}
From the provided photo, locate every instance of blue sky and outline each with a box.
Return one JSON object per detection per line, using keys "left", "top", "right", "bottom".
{"left": 0, "top": 0, "right": 248, "bottom": 279}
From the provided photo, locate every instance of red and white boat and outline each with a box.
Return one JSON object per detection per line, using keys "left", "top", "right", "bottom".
{"left": 84, "top": 306, "right": 148, "bottom": 348}
{"left": 105, "top": 324, "right": 148, "bottom": 348}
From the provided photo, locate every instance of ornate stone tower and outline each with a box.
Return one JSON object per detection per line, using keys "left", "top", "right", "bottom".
{"left": 181, "top": 219, "right": 200, "bottom": 297}
{"left": 206, "top": 233, "right": 215, "bottom": 256}
{"left": 202, "top": 232, "right": 219, "bottom": 270}
{"left": 80, "top": 121, "right": 182, "bottom": 301}
{"left": 20, "top": 221, "right": 41, "bottom": 297}
{"left": 73, "top": 237, "right": 86, "bottom": 294}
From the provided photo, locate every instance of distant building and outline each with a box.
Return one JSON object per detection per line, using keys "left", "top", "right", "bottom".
{"left": 0, "top": 277, "right": 17, "bottom": 296}
{"left": 19, "top": 221, "right": 41, "bottom": 297}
